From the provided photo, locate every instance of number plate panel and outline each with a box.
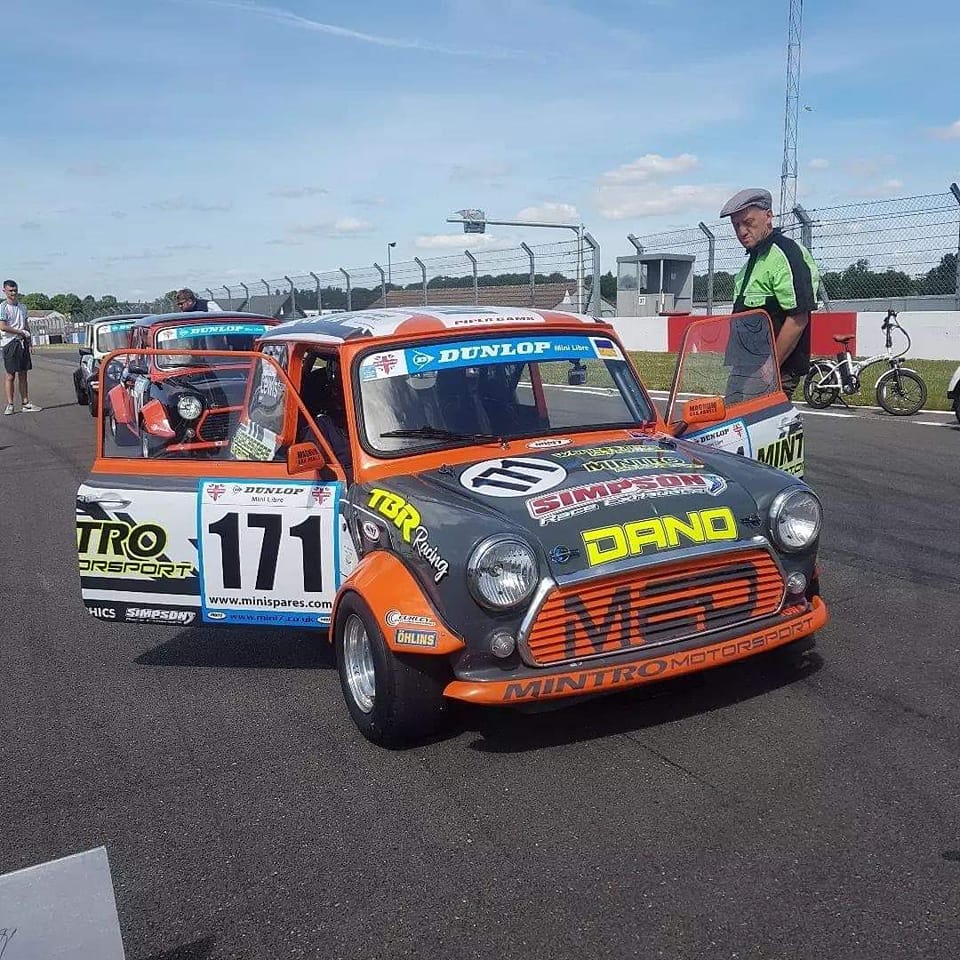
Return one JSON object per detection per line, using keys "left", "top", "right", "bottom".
{"left": 197, "top": 479, "right": 341, "bottom": 628}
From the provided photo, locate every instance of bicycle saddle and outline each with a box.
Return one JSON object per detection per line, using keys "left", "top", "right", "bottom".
{"left": 832, "top": 335, "right": 855, "bottom": 344}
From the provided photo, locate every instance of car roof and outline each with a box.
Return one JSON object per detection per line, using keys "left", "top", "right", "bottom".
{"left": 133, "top": 311, "right": 277, "bottom": 329}
{"left": 259, "top": 305, "right": 605, "bottom": 346}
{"left": 91, "top": 313, "right": 146, "bottom": 325}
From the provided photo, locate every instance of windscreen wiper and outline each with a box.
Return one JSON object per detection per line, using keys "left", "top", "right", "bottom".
{"left": 380, "top": 426, "right": 506, "bottom": 446}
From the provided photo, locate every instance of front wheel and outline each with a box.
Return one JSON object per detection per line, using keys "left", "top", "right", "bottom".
{"left": 953, "top": 394, "right": 960, "bottom": 425}
{"left": 876, "top": 368, "right": 927, "bottom": 416}
{"left": 802, "top": 361, "right": 839, "bottom": 409}
{"left": 334, "top": 593, "right": 450, "bottom": 748}
{"left": 73, "top": 371, "right": 87, "bottom": 405}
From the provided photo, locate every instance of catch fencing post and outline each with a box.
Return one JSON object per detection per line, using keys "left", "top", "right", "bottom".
{"left": 520, "top": 242, "right": 535, "bottom": 305}
{"left": 261, "top": 279, "right": 269, "bottom": 297}
{"left": 240, "top": 283, "right": 249, "bottom": 311}
{"left": 583, "top": 233, "right": 601, "bottom": 317}
{"left": 339, "top": 268, "right": 352, "bottom": 311}
{"left": 309, "top": 271, "right": 322, "bottom": 313}
{"left": 374, "top": 263, "right": 386, "bottom": 307}
{"left": 576, "top": 224, "right": 585, "bottom": 313}
{"left": 414, "top": 257, "right": 427, "bottom": 305}
{"left": 222, "top": 285, "right": 230, "bottom": 308}
{"left": 284, "top": 276, "right": 296, "bottom": 317}
{"left": 951, "top": 182, "right": 960, "bottom": 309}
{"left": 794, "top": 204, "right": 831, "bottom": 310}
{"left": 627, "top": 233, "right": 644, "bottom": 255}
{"left": 698, "top": 222, "right": 715, "bottom": 315}
{"left": 205, "top": 288, "right": 215, "bottom": 304}
{"left": 465, "top": 250, "right": 479, "bottom": 304}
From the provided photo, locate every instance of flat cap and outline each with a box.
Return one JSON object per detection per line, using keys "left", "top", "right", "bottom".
{"left": 720, "top": 188, "right": 773, "bottom": 217}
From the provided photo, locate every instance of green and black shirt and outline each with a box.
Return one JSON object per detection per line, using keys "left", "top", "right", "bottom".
{"left": 731, "top": 229, "right": 820, "bottom": 378}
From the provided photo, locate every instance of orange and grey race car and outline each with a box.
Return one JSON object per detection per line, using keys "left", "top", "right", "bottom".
{"left": 106, "top": 312, "right": 278, "bottom": 458}
{"left": 78, "top": 306, "right": 827, "bottom": 747}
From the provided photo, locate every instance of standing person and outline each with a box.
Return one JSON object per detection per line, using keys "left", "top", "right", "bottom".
{"left": 0, "top": 279, "right": 41, "bottom": 415}
{"left": 175, "top": 288, "right": 222, "bottom": 312}
{"left": 720, "top": 188, "right": 821, "bottom": 399}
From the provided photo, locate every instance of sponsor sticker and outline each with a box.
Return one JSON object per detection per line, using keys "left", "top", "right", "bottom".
{"left": 526, "top": 473, "right": 728, "bottom": 525}
{"left": 686, "top": 417, "right": 752, "bottom": 457}
{"left": 359, "top": 350, "right": 408, "bottom": 381}
{"left": 77, "top": 518, "right": 195, "bottom": 580}
{"left": 394, "top": 628, "right": 439, "bottom": 648}
{"left": 156, "top": 323, "right": 269, "bottom": 341}
{"left": 400, "top": 336, "right": 595, "bottom": 376}
{"left": 386, "top": 610, "right": 437, "bottom": 628}
{"left": 229, "top": 421, "right": 278, "bottom": 462}
{"left": 367, "top": 489, "right": 449, "bottom": 582}
{"left": 125, "top": 607, "right": 196, "bottom": 625}
{"left": 459, "top": 457, "right": 567, "bottom": 497}
{"left": 554, "top": 442, "right": 662, "bottom": 459}
{"left": 758, "top": 431, "right": 804, "bottom": 476}
{"left": 589, "top": 337, "right": 622, "bottom": 361}
{"left": 527, "top": 438, "right": 571, "bottom": 450}
{"left": 581, "top": 456, "right": 696, "bottom": 473}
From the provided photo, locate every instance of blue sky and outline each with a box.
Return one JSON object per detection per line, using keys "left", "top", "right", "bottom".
{"left": 4, "top": 0, "right": 959, "bottom": 298}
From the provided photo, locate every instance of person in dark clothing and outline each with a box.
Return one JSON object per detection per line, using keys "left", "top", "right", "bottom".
{"left": 720, "top": 188, "right": 821, "bottom": 399}
{"left": 175, "top": 288, "right": 222, "bottom": 312}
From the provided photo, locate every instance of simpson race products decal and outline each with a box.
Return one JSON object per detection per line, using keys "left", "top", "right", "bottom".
{"left": 155, "top": 323, "right": 271, "bottom": 341}
{"left": 581, "top": 456, "right": 699, "bottom": 473}
{"left": 198, "top": 479, "right": 340, "bottom": 627}
{"left": 554, "top": 442, "right": 664, "bottom": 459}
{"left": 758, "top": 431, "right": 804, "bottom": 476}
{"left": 685, "top": 418, "right": 752, "bottom": 457}
{"left": 527, "top": 438, "right": 572, "bottom": 450}
{"left": 77, "top": 518, "right": 194, "bottom": 579}
{"left": 459, "top": 457, "right": 567, "bottom": 497}
{"left": 385, "top": 610, "right": 437, "bottom": 628}
{"left": 580, "top": 507, "right": 738, "bottom": 567}
{"left": 366, "top": 489, "right": 450, "bottom": 582}
{"left": 394, "top": 628, "right": 439, "bottom": 648}
{"left": 124, "top": 607, "right": 196, "bottom": 625}
{"left": 527, "top": 473, "right": 728, "bottom": 525}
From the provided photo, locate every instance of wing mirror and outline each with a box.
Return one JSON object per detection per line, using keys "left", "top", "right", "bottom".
{"left": 79, "top": 346, "right": 93, "bottom": 357}
{"left": 287, "top": 441, "right": 327, "bottom": 475}
{"left": 672, "top": 395, "right": 726, "bottom": 437}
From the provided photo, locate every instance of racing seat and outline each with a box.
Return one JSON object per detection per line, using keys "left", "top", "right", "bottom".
{"left": 435, "top": 368, "right": 492, "bottom": 435}
{"left": 299, "top": 365, "right": 351, "bottom": 467}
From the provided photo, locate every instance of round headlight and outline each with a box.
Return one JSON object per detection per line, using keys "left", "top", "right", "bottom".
{"left": 467, "top": 537, "right": 539, "bottom": 611}
{"left": 176, "top": 394, "right": 203, "bottom": 420}
{"left": 769, "top": 488, "right": 822, "bottom": 552}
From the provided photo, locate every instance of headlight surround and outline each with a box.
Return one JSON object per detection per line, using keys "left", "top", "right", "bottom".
{"left": 467, "top": 536, "right": 539, "bottom": 611}
{"left": 769, "top": 488, "right": 822, "bottom": 552}
{"left": 176, "top": 394, "right": 203, "bottom": 420}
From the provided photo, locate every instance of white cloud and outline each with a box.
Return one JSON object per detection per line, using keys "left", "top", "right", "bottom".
{"left": 597, "top": 183, "right": 728, "bottom": 220}
{"left": 147, "top": 197, "right": 232, "bottom": 213}
{"left": 928, "top": 120, "right": 960, "bottom": 141}
{"left": 514, "top": 202, "right": 579, "bottom": 223}
{"left": 449, "top": 161, "right": 511, "bottom": 183}
{"left": 289, "top": 217, "right": 374, "bottom": 237}
{"left": 809, "top": 157, "right": 830, "bottom": 169}
{"left": 269, "top": 186, "right": 328, "bottom": 198}
{"left": 413, "top": 233, "right": 518, "bottom": 252}
{"left": 850, "top": 177, "right": 906, "bottom": 198}
{"left": 200, "top": 0, "right": 528, "bottom": 60}
{"left": 599, "top": 153, "right": 699, "bottom": 186}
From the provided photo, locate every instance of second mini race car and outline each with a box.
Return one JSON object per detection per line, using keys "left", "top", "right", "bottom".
{"left": 73, "top": 314, "right": 144, "bottom": 416}
{"left": 106, "top": 311, "right": 278, "bottom": 458}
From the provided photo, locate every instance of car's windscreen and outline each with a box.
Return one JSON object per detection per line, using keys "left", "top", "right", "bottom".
{"left": 154, "top": 323, "right": 273, "bottom": 369}
{"left": 95, "top": 322, "right": 134, "bottom": 353}
{"left": 357, "top": 332, "right": 654, "bottom": 455}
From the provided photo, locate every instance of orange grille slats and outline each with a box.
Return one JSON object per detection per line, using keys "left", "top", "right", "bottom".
{"left": 527, "top": 549, "right": 785, "bottom": 666}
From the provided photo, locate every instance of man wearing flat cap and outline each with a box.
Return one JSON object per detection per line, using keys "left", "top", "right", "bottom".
{"left": 720, "top": 188, "right": 820, "bottom": 399}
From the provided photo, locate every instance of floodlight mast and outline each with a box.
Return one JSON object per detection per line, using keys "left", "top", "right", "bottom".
{"left": 446, "top": 214, "right": 586, "bottom": 313}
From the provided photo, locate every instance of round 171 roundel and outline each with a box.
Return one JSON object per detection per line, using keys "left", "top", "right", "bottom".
{"left": 459, "top": 457, "right": 567, "bottom": 498}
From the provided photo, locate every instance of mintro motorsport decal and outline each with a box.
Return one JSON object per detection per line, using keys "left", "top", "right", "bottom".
{"left": 459, "top": 457, "right": 567, "bottom": 498}
{"left": 156, "top": 323, "right": 271, "bottom": 341}
{"left": 580, "top": 506, "right": 738, "bottom": 567}
{"left": 685, "top": 418, "right": 752, "bottom": 457}
{"left": 358, "top": 335, "right": 624, "bottom": 382}
{"left": 366, "top": 488, "right": 449, "bottom": 582}
{"left": 527, "top": 473, "right": 728, "bottom": 525}
{"left": 197, "top": 479, "right": 340, "bottom": 627}
{"left": 580, "top": 456, "right": 700, "bottom": 473}
{"left": 757, "top": 430, "right": 804, "bottom": 476}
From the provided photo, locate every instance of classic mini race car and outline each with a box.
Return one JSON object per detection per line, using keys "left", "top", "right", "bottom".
{"left": 78, "top": 306, "right": 827, "bottom": 747}
{"left": 73, "top": 313, "right": 144, "bottom": 416}
{"left": 106, "top": 311, "right": 278, "bottom": 458}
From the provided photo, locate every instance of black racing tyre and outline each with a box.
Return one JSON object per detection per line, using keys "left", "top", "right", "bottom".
{"left": 802, "top": 361, "right": 839, "bottom": 409}
{"left": 953, "top": 395, "right": 960, "bottom": 425}
{"left": 88, "top": 390, "right": 98, "bottom": 417}
{"left": 109, "top": 413, "right": 138, "bottom": 447}
{"left": 73, "top": 370, "right": 87, "bottom": 405}
{"left": 876, "top": 369, "right": 926, "bottom": 416}
{"left": 334, "top": 593, "right": 450, "bottom": 748}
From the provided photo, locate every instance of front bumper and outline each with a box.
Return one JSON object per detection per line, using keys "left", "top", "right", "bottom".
{"left": 443, "top": 596, "right": 827, "bottom": 705}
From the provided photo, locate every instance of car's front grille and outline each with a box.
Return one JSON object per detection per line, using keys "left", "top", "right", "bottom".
{"left": 524, "top": 548, "right": 785, "bottom": 667}
{"left": 197, "top": 408, "right": 235, "bottom": 443}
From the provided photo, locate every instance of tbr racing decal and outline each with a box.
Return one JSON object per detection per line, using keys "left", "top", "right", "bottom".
{"left": 365, "top": 489, "right": 449, "bottom": 582}
{"left": 526, "top": 473, "right": 728, "bottom": 525}
{"left": 685, "top": 418, "right": 752, "bottom": 457}
{"left": 156, "top": 323, "right": 271, "bottom": 342}
{"left": 459, "top": 457, "right": 567, "bottom": 497}
{"left": 197, "top": 479, "right": 341, "bottom": 627}
{"left": 580, "top": 507, "right": 738, "bottom": 567}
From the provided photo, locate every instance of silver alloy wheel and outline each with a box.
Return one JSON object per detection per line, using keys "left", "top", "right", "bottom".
{"left": 343, "top": 614, "right": 376, "bottom": 714}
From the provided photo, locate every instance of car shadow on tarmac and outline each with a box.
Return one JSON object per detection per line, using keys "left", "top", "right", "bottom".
{"left": 135, "top": 627, "right": 335, "bottom": 670}
{"left": 461, "top": 643, "right": 824, "bottom": 753}
{"left": 142, "top": 936, "right": 217, "bottom": 960}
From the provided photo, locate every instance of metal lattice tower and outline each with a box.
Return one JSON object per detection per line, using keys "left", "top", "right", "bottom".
{"left": 779, "top": 0, "right": 803, "bottom": 224}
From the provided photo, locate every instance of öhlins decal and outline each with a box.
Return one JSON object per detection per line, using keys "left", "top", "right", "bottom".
{"left": 580, "top": 507, "right": 738, "bottom": 567}
{"left": 367, "top": 489, "right": 449, "bottom": 582}
{"left": 77, "top": 519, "right": 194, "bottom": 579}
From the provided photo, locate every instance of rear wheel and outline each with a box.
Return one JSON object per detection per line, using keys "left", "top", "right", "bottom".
{"left": 953, "top": 395, "right": 960, "bottom": 425}
{"left": 88, "top": 390, "right": 98, "bottom": 417}
{"left": 876, "top": 368, "right": 926, "bottom": 416}
{"left": 73, "top": 371, "right": 87, "bottom": 405}
{"left": 802, "top": 361, "right": 839, "bottom": 409}
{"left": 334, "top": 593, "right": 450, "bottom": 748}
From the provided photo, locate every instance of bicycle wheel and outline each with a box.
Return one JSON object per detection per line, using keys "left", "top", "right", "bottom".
{"left": 802, "top": 361, "right": 839, "bottom": 409}
{"left": 876, "top": 369, "right": 927, "bottom": 416}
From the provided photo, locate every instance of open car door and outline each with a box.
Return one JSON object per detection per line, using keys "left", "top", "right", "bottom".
{"left": 78, "top": 348, "right": 351, "bottom": 628}
{"left": 665, "top": 310, "right": 804, "bottom": 477}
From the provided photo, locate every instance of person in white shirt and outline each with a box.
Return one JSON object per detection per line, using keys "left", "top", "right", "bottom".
{"left": 0, "top": 280, "right": 41, "bottom": 415}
